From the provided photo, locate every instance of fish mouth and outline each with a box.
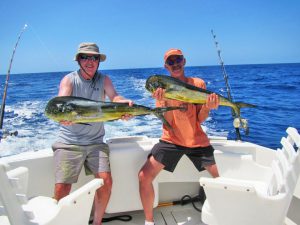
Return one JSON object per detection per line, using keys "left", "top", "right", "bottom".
{"left": 145, "top": 77, "right": 157, "bottom": 92}
{"left": 145, "top": 75, "right": 166, "bottom": 93}
{"left": 145, "top": 79, "right": 152, "bottom": 92}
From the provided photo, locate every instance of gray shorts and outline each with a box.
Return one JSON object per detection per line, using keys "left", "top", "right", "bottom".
{"left": 52, "top": 142, "right": 110, "bottom": 184}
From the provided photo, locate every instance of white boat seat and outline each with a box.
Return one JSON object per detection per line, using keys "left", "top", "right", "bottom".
{"left": 0, "top": 162, "right": 103, "bottom": 225}
{"left": 214, "top": 150, "right": 273, "bottom": 182}
{"left": 200, "top": 127, "right": 300, "bottom": 225}
{"left": 0, "top": 165, "right": 29, "bottom": 216}
{"left": 286, "top": 127, "right": 300, "bottom": 148}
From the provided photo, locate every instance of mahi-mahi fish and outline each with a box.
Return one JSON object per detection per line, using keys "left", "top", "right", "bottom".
{"left": 45, "top": 96, "right": 184, "bottom": 128}
{"left": 145, "top": 74, "right": 256, "bottom": 118}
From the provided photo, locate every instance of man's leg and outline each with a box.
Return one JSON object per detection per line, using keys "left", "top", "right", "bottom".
{"left": 52, "top": 143, "right": 84, "bottom": 201}
{"left": 93, "top": 172, "right": 112, "bottom": 225}
{"left": 205, "top": 163, "right": 219, "bottom": 178}
{"left": 138, "top": 156, "right": 164, "bottom": 222}
{"left": 54, "top": 183, "right": 72, "bottom": 200}
{"left": 187, "top": 145, "right": 219, "bottom": 178}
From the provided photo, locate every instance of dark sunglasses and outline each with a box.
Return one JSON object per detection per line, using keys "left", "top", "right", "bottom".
{"left": 79, "top": 55, "right": 100, "bottom": 61}
{"left": 166, "top": 56, "right": 184, "bottom": 66}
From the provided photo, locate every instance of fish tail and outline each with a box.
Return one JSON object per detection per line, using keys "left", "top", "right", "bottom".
{"left": 77, "top": 122, "right": 92, "bottom": 126}
{"left": 153, "top": 112, "right": 172, "bottom": 129}
{"left": 151, "top": 106, "right": 183, "bottom": 129}
{"left": 232, "top": 102, "right": 256, "bottom": 117}
{"left": 235, "top": 102, "right": 256, "bottom": 109}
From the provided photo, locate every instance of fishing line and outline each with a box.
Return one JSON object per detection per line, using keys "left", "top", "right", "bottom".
{"left": 210, "top": 29, "right": 242, "bottom": 140}
{"left": 28, "top": 24, "right": 61, "bottom": 68}
{"left": 0, "top": 24, "right": 27, "bottom": 140}
{"left": 210, "top": 30, "right": 235, "bottom": 102}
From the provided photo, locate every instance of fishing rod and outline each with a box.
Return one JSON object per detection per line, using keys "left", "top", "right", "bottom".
{"left": 0, "top": 24, "right": 27, "bottom": 139}
{"left": 211, "top": 29, "right": 247, "bottom": 141}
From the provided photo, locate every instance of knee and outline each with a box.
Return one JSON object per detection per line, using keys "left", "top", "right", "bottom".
{"left": 138, "top": 169, "right": 153, "bottom": 185}
{"left": 102, "top": 174, "right": 113, "bottom": 191}
{"left": 54, "top": 183, "right": 72, "bottom": 200}
{"left": 205, "top": 164, "right": 219, "bottom": 178}
{"left": 55, "top": 183, "right": 71, "bottom": 192}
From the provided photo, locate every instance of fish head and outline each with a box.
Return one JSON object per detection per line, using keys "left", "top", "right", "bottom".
{"left": 45, "top": 96, "right": 75, "bottom": 121}
{"left": 145, "top": 75, "right": 166, "bottom": 93}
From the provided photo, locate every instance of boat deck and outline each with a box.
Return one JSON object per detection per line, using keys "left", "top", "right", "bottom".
{"left": 101, "top": 202, "right": 297, "bottom": 225}
{"left": 101, "top": 203, "right": 205, "bottom": 225}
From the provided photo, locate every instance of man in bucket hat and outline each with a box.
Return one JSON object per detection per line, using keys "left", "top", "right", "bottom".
{"left": 74, "top": 42, "right": 106, "bottom": 62}
{"left": 52, "top": 42, "right": 133, "bottom": 225}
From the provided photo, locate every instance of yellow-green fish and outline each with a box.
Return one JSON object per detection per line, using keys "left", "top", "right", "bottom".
{"left": 45, "top": 96, "right": 183, "bottom": 128}
{"left": 145, "top": 74, "right": 255, "bottom": 117}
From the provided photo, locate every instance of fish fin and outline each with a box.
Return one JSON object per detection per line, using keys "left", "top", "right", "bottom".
{"left": 235, "top": 102, "right": 256, "bottom": 108}
{"left": 153, "top": 106, "right": 185, "bottom": 113}
{"left": 152, "top": 106, "right": 184, "bottom": 129}
{"left": 232, "top": 102, "right": 256, "bottom": 117}
{"left": 77, "top": 122, "right": 92, "bottom": 126}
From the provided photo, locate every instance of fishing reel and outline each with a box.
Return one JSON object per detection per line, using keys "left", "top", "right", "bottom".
{"left": 233, "top": 118, "right": 249, "bottom": 135}
{"left": 0, "top": 129, "right": 18, "bottom": 141}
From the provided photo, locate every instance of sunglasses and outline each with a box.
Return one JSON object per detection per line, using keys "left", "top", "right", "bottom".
{"left": 166, "top": 56, "right": 184, "bottom": 66}
{"left": 79, "top": 55, "right": 100, "bottom": 61}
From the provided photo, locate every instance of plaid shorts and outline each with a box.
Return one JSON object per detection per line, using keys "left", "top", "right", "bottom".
{"left": 52, "top": 142, "right": 110, "bottom": 183}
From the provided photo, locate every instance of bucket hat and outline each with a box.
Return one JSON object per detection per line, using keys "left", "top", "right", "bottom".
{"left": 74, "top": 42, "right": 106, "bottom": 62}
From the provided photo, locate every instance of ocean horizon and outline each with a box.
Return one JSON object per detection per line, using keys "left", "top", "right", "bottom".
{"left": 2, "top": 62, "right": 300, "bottom": 77}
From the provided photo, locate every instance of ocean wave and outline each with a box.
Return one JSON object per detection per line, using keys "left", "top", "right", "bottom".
{"left": 0, "top": 63, "right": 299, "bottom": 155}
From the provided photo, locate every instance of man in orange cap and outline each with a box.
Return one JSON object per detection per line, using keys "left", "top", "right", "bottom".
{"left": 139, "top": 48, "right": 220, "bottom": 225}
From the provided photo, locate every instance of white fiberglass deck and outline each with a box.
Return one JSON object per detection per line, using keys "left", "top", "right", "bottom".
{"left": 102, "top": 203, "right": 297, "bottom": 225}
{"left": 1, "top": 131, "right": 300, "bottom": 225}
{"left": 102, "top": 203, "right": 205, "bottom": 225}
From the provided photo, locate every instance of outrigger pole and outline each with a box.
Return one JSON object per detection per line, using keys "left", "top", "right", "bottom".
{"left": 0, "top": 24, "right": 27, "bottom": 131}
{"left": 210, "top": 29, "right": 242, "bottom": 141}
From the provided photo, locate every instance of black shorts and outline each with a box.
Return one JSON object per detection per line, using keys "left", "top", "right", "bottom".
{"left": 150, "top": 140, "right": 216, "bottom": 172}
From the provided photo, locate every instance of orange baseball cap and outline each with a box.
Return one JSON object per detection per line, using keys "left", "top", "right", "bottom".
{"left": 164, "top": 48, "right": 184, "bottom": 62}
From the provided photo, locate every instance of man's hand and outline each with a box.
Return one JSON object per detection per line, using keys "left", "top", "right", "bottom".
{"left": 60, "top": 120, "right": 74, "bottom": 126}
{"left": 121, "top": 114, "right": 133, "bottom": 121}
{"left": 203, "top": 93, "right": 220, "bottom": 110}
{"left": 152, "top": 88, "right": 166, "bottom": 101}
{"left": 114, "top": 98, "right": 134, "bottom": 120}
{"left": 115, "top": 99, "right": 134, "bottom": 107}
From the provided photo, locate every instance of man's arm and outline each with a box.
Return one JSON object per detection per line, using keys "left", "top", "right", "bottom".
{"left": 196, "top": 80, "right": 219, "bottom": 123}
{"left": 198, "top": 93, "right": 219, "bottom": 123}
{"left": 58, "top": 76, "right": 73, "bottom": 125}
{"left": 104, "top": 76, "right": 133, "bottom": 106}
{"left": 104, "top": 76, "right": 133, "bottom": 120}
{"left": 58, "top": 76, "right": 72, "bottom": 96}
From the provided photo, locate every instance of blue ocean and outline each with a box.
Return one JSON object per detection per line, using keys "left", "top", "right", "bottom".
{"left": 0, "top": 63, "right": 299, "bottom": 157}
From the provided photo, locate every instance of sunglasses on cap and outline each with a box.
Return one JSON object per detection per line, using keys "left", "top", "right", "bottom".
{"left": 165, "top": 55, "right": 184, "bottom": 66}
{"left": 79, "top": 54, "right": 100, "bottom": 61}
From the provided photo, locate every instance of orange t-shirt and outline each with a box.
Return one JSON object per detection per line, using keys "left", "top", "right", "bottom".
{"left": 157, "top": 77, "right": 210, "bottom": 148}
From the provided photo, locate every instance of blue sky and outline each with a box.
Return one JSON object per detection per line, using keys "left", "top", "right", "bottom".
{"left": 0, "top": 0, "right": 299, "bottom": 74}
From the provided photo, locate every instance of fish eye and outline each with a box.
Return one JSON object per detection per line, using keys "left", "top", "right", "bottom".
{"left": 154, "top": 81, "right": 162, "bottom": 88}
{"left": 65, "top": 104, "right": 74, "bottom": 112}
